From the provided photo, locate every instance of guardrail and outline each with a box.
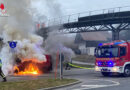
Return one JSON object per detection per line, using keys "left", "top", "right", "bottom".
{"left": 44, "top": 6, "right": 130, "bottom": 27}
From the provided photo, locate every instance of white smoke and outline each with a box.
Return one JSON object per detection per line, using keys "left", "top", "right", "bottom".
{"left": 31, "top": 0, "right": 63, "bottom": 27}
{"left": 31, "top": 0, "right": 63, "bottom": 18}
{"left": 31, "top": 0, "right": 75, "bottom": 62}
{"left": 45, "top": 31, "right": 75, "bottom": 69}
{"left": 0, "top": 0, "right": 76, "bottom": 75}
{"left": 34, "top": 0, "right": 76, "bottom": 67}
{"left": 0, "top": 0, "right": 46, "bottom": 76}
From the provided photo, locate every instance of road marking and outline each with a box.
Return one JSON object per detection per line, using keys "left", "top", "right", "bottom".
{"left": 72, "top": 79, "right": 120, "bottom": 90}
{"left": 82, "top": 85, "right": 107, "bottom": 87}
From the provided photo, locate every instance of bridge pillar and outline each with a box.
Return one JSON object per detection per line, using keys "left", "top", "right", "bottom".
{"left": 112, "top": 30, "right": 120, "bottom": 41}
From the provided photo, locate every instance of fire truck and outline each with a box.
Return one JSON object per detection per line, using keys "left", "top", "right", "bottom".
{"left": 95, "top": 40, "right": 130, "bottom": 76}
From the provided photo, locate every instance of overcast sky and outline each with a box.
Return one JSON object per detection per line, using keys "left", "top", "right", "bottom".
{"left": 58, "top": 0, "right": 130, "bottom": 14}
{"left": 31, "top": 0, "right": 130, "bottom": 22}
{"left": 33, "top": 0, "right": 130, "bottom": 16}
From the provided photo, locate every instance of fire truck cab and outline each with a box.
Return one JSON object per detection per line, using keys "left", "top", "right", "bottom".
{"left": 95, "top": 40, "right": 130, "bottom": 76}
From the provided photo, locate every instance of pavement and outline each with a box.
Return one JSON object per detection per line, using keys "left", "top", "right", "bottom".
{"left": 55, "top": 68, "right": 130, "bottom": 90}
{"left": 1, "top": 61, "right": 130, "bottom": 90}
{"left": 56, "top": 69, "right": 120, "bottom": 90}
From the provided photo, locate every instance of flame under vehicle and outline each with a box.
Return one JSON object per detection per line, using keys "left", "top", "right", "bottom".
{"left": 14, "top": 55, "right": 52, "bottom": 76}
{"left": 95, "top": 40, "right": 130, "bottom": 76}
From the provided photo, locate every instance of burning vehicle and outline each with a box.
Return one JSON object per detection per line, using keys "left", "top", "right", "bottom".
{"left": 0, "top": 0, "right": 75, "bottom": 77}
{"left": 0, "top": 38, "right": 52, "bottom": 76}
{"left": 14, "top": 55, "right": 52, "bottom": 76}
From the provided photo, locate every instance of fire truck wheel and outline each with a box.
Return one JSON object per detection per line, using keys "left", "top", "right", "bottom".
{"left": 101, "top": 72, "right": 111, "bottom": 76}
{"left": 124, "top": 66, "right": 130, "bottom": 77}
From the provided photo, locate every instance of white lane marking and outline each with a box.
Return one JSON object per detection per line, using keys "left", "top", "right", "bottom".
{"left": 73, "top": 79, "right": 120, "bottom": 90}
{"left": 82, "top": 85, "right": 107, "bottom": 87}
{"left": 73, "top": 88, "right": 89, "bottom": 90}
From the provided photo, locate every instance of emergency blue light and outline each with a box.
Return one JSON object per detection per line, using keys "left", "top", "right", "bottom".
{"left": 98, "top": 61, "right": 114, "bottom": 67}
{"left": 98, "top": 43, "right": 103, "bottom": 46}
{"left": 107, "top": 61, "right": 114, "bottom": 67}
{"left": 98, "top": 62, "right": 102, "bottom": 66}
{"left": 114, "top": 42, "right": 124, "bottom": 45}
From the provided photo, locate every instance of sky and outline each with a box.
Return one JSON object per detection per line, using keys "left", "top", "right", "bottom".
{"left": 30, "top": 0, "right": 130, "bottom": 27}
{"left": 32, "top": 0, "right": 130, "bottom": 19}
{"left": 58, "top": 0, "right": 130, "bottom": 15}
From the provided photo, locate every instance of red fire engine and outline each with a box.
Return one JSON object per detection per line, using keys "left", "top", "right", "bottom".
{"left": 95, "top": 40, "right": 130, "bottom": 76}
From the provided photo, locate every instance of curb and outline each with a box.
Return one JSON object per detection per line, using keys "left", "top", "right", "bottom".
{"left": 38, "top": 80, "right": 82, "bottom": 90}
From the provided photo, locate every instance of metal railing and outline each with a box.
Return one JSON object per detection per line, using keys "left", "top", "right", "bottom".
{"left": 44, "top": 6, "right": 130, "bottom": 27}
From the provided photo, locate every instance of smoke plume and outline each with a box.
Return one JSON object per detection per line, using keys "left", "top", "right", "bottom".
{"left": 35, "top": 0, "right": 76, "bottom": 68}
{"left": 44, "top": 31, "right": 75, "bottom": 69}
{"left": 33, "top": 0, "right": 75, "bottom": 64}
{"left": 0, "top": 0, "right": 75, "bottom": 75}
{"left": 0, "top": 0, "right": 46, "bottom": 76}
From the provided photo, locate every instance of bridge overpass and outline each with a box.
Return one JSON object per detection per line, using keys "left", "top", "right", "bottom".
{"left": 38, "top": 6, "right": 130, "bottom": 40}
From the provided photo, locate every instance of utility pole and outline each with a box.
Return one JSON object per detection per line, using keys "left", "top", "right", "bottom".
{"left": 59, "top": 53, "right": 64, "bottom": 80}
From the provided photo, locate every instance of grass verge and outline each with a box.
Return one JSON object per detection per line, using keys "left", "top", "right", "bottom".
{"left": 0, "top": 78, "right": 77, "bottom": 90}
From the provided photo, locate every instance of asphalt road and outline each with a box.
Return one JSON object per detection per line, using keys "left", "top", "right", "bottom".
{"left": 56, "top": 68, "right": 130, "bottom": 90}
{"left": 1, "top": 68, "right": 130, "bottom": 90}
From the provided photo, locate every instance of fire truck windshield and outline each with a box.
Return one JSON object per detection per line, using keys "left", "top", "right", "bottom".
{"left": 96, "top": 47, "right": 118, "bottom": 58}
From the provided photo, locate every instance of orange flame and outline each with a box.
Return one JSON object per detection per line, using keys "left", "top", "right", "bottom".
{"left": 14, "top": 58, "right": 43, "bottom": 76}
